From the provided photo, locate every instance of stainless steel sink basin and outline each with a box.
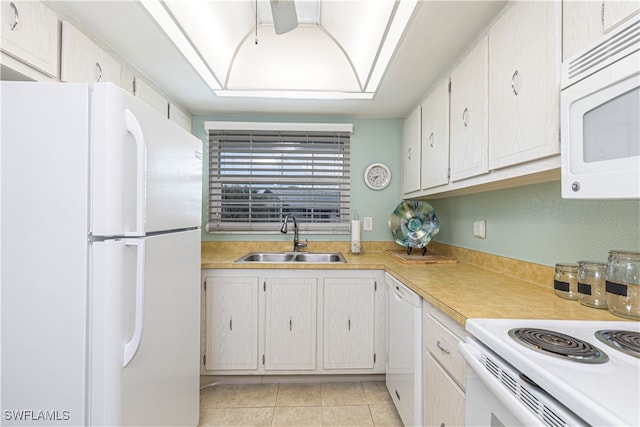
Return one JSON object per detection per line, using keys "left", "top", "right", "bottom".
{"left": 236, "top": 253, "right": 295, "bottom": 263}
{"left": 293, "top": 253, "right": 346, "bottom": 263}
{"left": 235, "top": 252, "right": 346, "bottom": 263}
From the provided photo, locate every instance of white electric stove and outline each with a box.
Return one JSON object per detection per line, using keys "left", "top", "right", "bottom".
{"left": 459, "top": 319, "right": 640, "bottom": 426}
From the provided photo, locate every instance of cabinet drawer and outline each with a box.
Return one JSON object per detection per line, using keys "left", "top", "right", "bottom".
{"left": 1, "top": 1, "right": 59, "bottom": 77}
{"left": 425, "top": 313, "right": 466, "bottom": 389}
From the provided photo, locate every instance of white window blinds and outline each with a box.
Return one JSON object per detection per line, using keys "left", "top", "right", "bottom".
{"left": 207, "top": 123, "right": 351, "bottom": 233}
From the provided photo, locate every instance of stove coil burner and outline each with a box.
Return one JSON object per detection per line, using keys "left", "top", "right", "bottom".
{"left": 595, "top": 330, "right": 640, "bottom": 358}
{"left": 508, "top": 328, "right": 609, "bottom": 364}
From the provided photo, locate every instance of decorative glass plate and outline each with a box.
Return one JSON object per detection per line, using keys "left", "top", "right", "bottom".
{"left": 388, "top": 200, "right": 440, "bottom": 255}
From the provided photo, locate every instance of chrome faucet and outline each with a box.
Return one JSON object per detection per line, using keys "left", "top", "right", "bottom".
{"left": 280, "top": 214, "right": 307, "bottom": 252}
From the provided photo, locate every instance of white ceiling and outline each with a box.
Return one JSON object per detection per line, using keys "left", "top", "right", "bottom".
{"left": 46, "top": 1, "right": 507, "bottom": 118}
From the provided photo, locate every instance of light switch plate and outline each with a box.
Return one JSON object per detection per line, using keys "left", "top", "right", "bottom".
{"left": 363, "top": 217, "right": 373, "bottom": 231}
{"left": 473, "top": 219, "right": 486, "bottom": 239}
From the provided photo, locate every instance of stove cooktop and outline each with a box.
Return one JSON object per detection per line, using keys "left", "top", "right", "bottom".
{"left": 466, "top": 319, "right": 640, "bottom": 427}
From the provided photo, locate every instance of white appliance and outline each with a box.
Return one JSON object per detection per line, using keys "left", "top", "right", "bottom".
{"left": 386, "top": 273, "right": 422, "bottom": 427}
{"left": 1, "top": 82, "right": 202, "bottom": 426}
{"left": 561, "top": 15, "right": 640, "bottom": 199}
{"left": 459, "top": 318, "right": 640, "bottom": 426}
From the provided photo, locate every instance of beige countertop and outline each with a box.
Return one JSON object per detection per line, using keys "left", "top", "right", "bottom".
{"left": 201, "top": 242, "right": 623, "bottom": 326}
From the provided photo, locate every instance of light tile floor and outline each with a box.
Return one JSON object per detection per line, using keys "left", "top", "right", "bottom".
{"left": 198, "top": 381, "right": 404, "bottom": 427}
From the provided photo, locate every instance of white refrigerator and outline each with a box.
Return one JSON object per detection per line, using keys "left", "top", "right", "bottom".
{"left": 1, "top": 82, "right": 202, "bottom": 426}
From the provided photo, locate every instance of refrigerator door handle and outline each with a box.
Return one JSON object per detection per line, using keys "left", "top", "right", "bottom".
{"left": 123, "top": 238, "right": 146, "bottom": 367}
{"left": 124, "top": 109, "right": 147, "bottom": 237}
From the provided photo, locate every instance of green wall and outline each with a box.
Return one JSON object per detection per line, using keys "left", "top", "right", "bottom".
{"left": 194, "top": 115, "right": 403, "bottom": 243}
{"left": 426, "top": 181, "right": 640, "bottom": 267}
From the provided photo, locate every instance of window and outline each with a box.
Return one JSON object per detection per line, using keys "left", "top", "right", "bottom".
{"left": 205, "top": 122, "right": 352, "bottom": 233}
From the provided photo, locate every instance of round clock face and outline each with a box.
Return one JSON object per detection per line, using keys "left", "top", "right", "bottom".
{"left": 364, "top": 163, "right": 391, "bottom": 190}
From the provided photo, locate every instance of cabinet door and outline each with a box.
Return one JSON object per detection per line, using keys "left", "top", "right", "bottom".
{"left": 402, "top": 106, "right": 421, "bottom": 195}
{"left": 204, "top": 277, "right": 259, "bottom": 370}
{"left": 488, "top": 1, "right": 561, "bottom": 170}
{"left": 420, "top": 79, "right": 450, "bottom": 189}
{"left": 562, "top": 1, "right": 604, "bottom": 60}
{"left": 563, "top": 1, "right": 639, "bottom": 60}
{"left": 61, "top": 21, "right": 122, "bottom": 84}
{"left": 169, "top": 103, "right": 193, "bottom": 133}
{"left": 264, "top": 277, "right": 317, "bottom": 370}
{"left": 449, "top": 37, "right": 489, "bottom": 182}
{"left": 603, "top": 1, "right": 640, "bottom": 31}
{"left": 323, "top": 278, "right": 375, "bottom": 369}
{"left": 135, "top": 77, "right": 169, "bottom": 117}
{"left": 1, "top": 1, "right": 58, "bottom": 77}
{"left": 424, "top": 353, "right": 465, "bottom": 427}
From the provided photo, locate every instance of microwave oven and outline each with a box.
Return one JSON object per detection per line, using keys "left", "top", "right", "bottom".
{"left": 561, "top": 15, "right": 639, "bottom": 199}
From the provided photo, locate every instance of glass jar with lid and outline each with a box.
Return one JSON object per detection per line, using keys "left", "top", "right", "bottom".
{"left": 577, "top": 261, "right": 607, "bottom": 309}
{"left": 606, "top": 250, "right": 640, "bottom": 320}
{"left": 554, "top": 263, "right": 579, "bottom": 300}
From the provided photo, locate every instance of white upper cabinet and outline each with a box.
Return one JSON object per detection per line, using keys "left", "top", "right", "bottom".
{"left": 564, "top": 1, "right": 640, "bottom": 60}
{"left": 134, "top": 76, "right": 169, "bottom": 117}
{"left": 323, "top": 278, "right": 375, "bottom": 370}
{"left": 1, "top": 1, "right": 58, "bottom": 78}
{"left": 420, "top": 79, "right": 450, "bottom": 190}
{"left": 604, "top": 1, "right": 640, "bottom": 31}
{"left": 204, "top": 277, "right": 259, "bottom": 371}
{"left": 449, "top": 36, "right": 489, "bottom": 182}
{"left": 169, "top": 103, "right": 193, "bottom": 133}
{"left": 61, "top": 21, "right": 121, "bottom": 84}
{"left": 488, "top": 1, "right": 562, "bottom": 170}
{"left": 402, "top": 106, "right": 422, "bottom": 195}
{"left": 264, "top": 277, "right": 317, "bottom": 371}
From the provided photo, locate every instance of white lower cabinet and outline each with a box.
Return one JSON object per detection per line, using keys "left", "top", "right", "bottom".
{"left": 264, "top": 277, "right": 317, "bottom": 370}
{"left": 204, "top": 277, "right": 259, "bottom": 371}
{"left": 424, "top": 353, "right": 465, "bottom": 427}
{"left": 201, "top": 269, "right": 385, "bottom": 375}
{"left": 423, "top": 299, "right": 468, "bottom": 427}
{"left": 323, "top": 278, "right": 375, "bottom": 370}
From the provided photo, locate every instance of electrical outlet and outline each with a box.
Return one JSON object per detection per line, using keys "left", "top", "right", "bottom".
{"left": 473, "top": 219, "right": 486, "bottom": 239}
{"left": 363, "top": 216, "right": 373, "bottom": 231}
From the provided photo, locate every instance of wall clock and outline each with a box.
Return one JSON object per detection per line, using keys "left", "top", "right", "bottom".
{"left": 364, "top": 162, "right": 391, "bottom": 190}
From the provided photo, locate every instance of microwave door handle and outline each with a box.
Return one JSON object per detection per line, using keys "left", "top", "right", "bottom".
{"left": 123, "top": 239, "right": 146, "bottom": 367}
{"left": 124, "top": 109, "right": 146, "bottom": 237}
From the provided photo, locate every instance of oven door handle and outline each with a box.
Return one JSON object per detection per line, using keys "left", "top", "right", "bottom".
{"left": 458, "top": 340, "right": 545, "bottom": 427}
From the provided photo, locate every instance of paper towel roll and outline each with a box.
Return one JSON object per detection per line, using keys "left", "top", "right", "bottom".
{"left": 351, "top": 220, "right": 361, "bottom": 253}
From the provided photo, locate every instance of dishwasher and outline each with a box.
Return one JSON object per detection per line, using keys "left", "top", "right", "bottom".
{"left": 386, "top": 273, "right": 423, "bottom": 427}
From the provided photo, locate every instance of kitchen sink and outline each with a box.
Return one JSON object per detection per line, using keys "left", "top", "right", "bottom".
{"left": 235, "top": 252, "right": 347, "bottom": 263}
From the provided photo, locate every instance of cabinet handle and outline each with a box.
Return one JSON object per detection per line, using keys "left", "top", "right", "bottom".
{"left": 9, "top": 2, "right": 19, "bottom": 31}
{"left": 511, "top": 69, "right": 520, "bottom": 96}
{"left": 95, "top": 62, "right": 103, "bottom": 82}
{"left": 289, "top": 318, "right": 292, "bottom": 331}
{"left": 428, "top": 132, "right": 434, "bottom": 148}
{"left": 407, "top": 147, "right": 412, "bottom": 160}
{"left": 436, "top": 340, "right": 451, "bottom": 354}
{"left": 348, "top": 317, "right": 351, "bottom": 331}
{"left": 395, "top": 389, "right": 400, "bottom": 400}
{"left": 462, "top": 108, "right": 469, "bottom": 127}
{"left": 229, "top": 316, "right": 233, "bottom": 331}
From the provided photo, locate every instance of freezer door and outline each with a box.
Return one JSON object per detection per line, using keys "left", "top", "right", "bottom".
{"left": 91, "top": 83, "right": 202, "bottom": 236}
{"left": 91, "top": 230, "right": 200, "bottom": 426}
